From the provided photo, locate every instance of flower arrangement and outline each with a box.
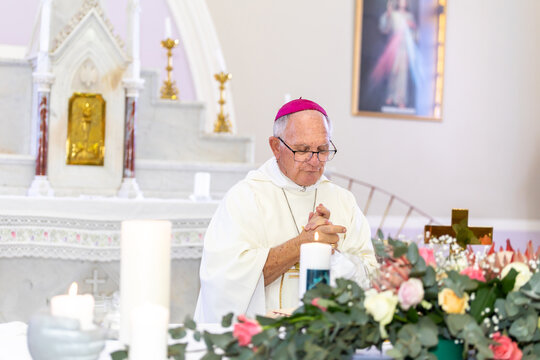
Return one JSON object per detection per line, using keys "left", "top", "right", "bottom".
{"left": 113, "top": 235, "right": 540, "bottom": 360}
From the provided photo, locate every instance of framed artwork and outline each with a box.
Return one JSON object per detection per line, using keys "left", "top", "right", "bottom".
{"left": 352, "top": 0, "right": 447, "bottom": 121}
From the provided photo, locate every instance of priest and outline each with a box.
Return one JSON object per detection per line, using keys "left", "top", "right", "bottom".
{"left": 194, "top": 98, "right": 377, "bottom": 322}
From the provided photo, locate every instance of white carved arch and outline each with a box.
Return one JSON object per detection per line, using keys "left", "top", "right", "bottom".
{"left": 166, "top": 0, "right": 237, "bottom": 134}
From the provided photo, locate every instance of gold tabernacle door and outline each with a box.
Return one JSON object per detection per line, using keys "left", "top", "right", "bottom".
{"left": 66, "top": 93, "right": 106, "bottom": 166}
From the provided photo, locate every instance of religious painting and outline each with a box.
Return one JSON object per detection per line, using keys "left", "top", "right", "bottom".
{"left": 352, "top": 0, "right": 447, "bottom": 121}
{"left": 66, "top": 93, "right": 106, "bottom": 166}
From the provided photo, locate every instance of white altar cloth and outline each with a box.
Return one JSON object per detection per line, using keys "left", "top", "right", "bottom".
{"left": 0, "top": 195, "right": 220, "bottom": 261}
{"left": 0, "top": 322, "right": 391, "bottom": 360}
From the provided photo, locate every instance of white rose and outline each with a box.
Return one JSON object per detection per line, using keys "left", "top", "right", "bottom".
{"left": 364, "top": 289, "right": 398, "bottom": 338}
{"left": 501, "top": 262, "right": 532, "bottom": 291}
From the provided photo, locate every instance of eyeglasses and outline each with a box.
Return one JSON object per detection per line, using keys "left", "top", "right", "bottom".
{"left": 277, "top": 137, "right": 337, "bottom": 162}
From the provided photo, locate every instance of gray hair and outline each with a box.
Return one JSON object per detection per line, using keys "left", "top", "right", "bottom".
{"left": 273, "top": 113, "right": 333, "bottom": 138}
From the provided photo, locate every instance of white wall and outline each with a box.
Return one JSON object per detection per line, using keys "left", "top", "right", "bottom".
{"left": 205, "top": 0, "right": 540, "bottom": 222}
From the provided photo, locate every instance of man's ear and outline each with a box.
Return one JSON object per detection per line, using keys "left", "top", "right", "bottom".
{"left": 269, "top": 136, "right": 280, "bottom": 158}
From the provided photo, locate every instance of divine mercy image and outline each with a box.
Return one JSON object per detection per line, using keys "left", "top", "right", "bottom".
{"left": 355, "top": 0, "right": 440, "bottom": 118}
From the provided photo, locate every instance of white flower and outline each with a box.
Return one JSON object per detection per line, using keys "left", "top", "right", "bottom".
{"left": 364, "top": 289, "right": 398, "bottom": 338}
{"left": 501, "top": 262, "right": 533, "bottom": 291}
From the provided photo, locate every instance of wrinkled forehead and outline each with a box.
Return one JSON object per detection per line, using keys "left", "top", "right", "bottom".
{"left": 284, "top": 110, "right": 330, "bottom": 144}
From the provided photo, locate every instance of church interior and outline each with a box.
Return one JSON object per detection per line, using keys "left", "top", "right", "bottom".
{"left": 0, "top": 0, "right": 539, "bottom": 358}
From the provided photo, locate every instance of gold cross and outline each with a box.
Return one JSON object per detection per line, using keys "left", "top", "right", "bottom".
{"left": 424, "top": 209, "right": 493, "bottom": 248}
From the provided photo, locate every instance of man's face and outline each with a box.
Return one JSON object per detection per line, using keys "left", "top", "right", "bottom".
{"left": 272, "top": 110, "right": 331, "bottom": 187}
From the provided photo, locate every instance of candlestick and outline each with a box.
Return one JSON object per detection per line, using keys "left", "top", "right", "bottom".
{"left": 160, "top": 38, "right": 180, "bottom": 100}
{"left": 130, "top": 304, "right": 169, "bottom": 360}
{"left": 39, "top": 0, "right": 51, "bottom": 52}
{"left": 216, "top": 48, "right": 226, "bottom": 72}
{"left": 298, "top": 232, "right": 332, "bottom": 300}
{"left": 119, "top": 220, "right": 172, "bottom": 345}
{"left": 213, "top": 72, "right": 232, "bottom": 133}
{"left": 50, "top": 282, "right": 95, "bottom": 330}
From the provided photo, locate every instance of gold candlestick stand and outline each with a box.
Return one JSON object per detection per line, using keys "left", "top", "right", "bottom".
{"left": 214, "top": 71, "right": 232, "bottom": 133}
{"left": 160, "top": 38, "right": 179, "bottom": 100}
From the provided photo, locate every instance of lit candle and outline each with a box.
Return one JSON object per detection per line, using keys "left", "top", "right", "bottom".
{"left": 164, "top": 17, "right": 172, "bottom": 39}
{"left": 50, "top": 282, "right": 95, "bottom": 330}
{"left": 119, "top": 220, "right": 171, "bottom": 346}
{"left": 129, "top": 304, "right": 169, "bottom": 360}
{"left": 298, "top": 232, "right": 332, "bottom": 300}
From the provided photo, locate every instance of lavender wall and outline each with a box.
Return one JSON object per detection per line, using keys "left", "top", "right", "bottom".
{"left": 0, "top": 0, "right": 196, "bottom": 100}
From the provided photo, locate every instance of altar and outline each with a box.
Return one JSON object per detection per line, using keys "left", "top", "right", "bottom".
{"left": 0, "top": 195, "right": 224, "bottom": 324}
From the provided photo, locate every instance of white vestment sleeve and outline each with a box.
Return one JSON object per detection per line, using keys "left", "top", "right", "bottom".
{"left": 194, "top": 183, "right": 270, "bottom": 323}
{"left": 336, "top": 192, "right": 378, "bottom": 287}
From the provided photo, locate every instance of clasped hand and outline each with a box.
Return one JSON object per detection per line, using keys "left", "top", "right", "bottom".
{"left": 301, "top": 203, "right": 346, "bottom": 250}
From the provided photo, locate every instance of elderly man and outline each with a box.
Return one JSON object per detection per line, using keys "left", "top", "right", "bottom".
{"left": 194, "top": 98, "right": 377, "bottom": 322}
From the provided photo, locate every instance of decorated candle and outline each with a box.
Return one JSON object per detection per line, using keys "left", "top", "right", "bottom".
{"left": 50, "top": 282, "right": 95, "bottom": 330}
{"left": 298, "top": 232, "right": 332, "bottom": 300}
{"left": 129, "top": 304, "right": 169, "bottom": 360}
{"left": 119, "top": 220, "right": 171, "bottom": 345}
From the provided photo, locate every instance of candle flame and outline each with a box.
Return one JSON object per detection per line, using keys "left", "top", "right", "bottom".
{"left": 314, "top": 232, "right": 319, "bottom": 241}
{"left": 68, "top": 282, "right": 78, "bottom": 296}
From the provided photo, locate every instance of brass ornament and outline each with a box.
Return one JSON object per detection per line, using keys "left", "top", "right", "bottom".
{"left": 66, "top": 93, "right": 106, "bottom": 166}
{"left": 213, "top": 71, "right": 232, "bottom": 133}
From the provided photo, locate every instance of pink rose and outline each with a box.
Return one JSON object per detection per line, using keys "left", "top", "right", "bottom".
{"left": 311, "top": 297, "right": 327, "bottom": 312}
{"left": 397, "top": 278, "right": 424, "bottom": 310}
{"left": 460, "top": 266, "right": 486, "bottom": 282}
{"left": 233, "top": 315, "right": 262, "bottom": 346}
{"left": 490, "top": 332, "right": 522, "bottom": 360}
{"left": 419, "top": 248, "right": 436, "bottom": 267}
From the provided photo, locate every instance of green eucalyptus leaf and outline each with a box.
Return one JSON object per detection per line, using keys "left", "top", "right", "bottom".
{"left": 221, "top": 313, "right": 233, "bottom": 327}
{"left": 407, "top": 242, "right": 419, "bottom": 264}
{"left": 509, "top": 308, "right": 537, "bottom": 342}
{"left": 167, "top": 343, "right": 187, "bottom": 358}
{"left": 110, "top": 350, "right": 128, "bottom": 360}
{"left": 201, "top": 353, "right": 222, "bottom": 360}
{"left": 204, "top": 331, "right": 234, "bottom": 349}
{"left": 169, "top": 326, "right": 187, "bottom": 339}
{"left": 417, "top": 318, "right": 438, "bottom": 347}
{"left": 446, "top": 314, "right": 471, "bottom": 336}
{"left": 184, "top": 316, "right": 196, "bottom": 330}
{"left": 422, "top": 266, "right": 436, "bottom": 287}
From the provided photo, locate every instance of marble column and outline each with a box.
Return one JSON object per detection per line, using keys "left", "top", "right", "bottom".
{"left": 28, "top": 0, "right": 55, "bottom": 197}
{"left": 118, "top": 0, "right": 144, "bottom": 198}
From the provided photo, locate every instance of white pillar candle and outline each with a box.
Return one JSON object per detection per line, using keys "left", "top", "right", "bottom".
{"left": 191, "top": 172, "right": 211, "bottom": 201}
{"left": 39, "top": 0, "right": 51, "bottom": 52}
{"left": 50, "top": 282, "right": 95, "bottom": 330}
{"left": 119, "top": 220, "right": 171, "bottom": 345}
{"left": 298, "top": 232, "right": 332, "bottom": 300}
{"left": 216, "top": 48, "right": 227, "bottom": 73}
{"left": 129, "top": 304, "right": 169, "bottom": 360}
{"left": 164, "top": 17, "right": 172, "bottom": 39}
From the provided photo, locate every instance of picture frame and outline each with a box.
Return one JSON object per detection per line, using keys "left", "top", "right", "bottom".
{"left": 352, "top": 0, "right": 447, "bottom": 121}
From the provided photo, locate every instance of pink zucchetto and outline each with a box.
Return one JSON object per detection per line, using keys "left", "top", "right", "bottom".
{"left": 274, "top": 98, "right": 328, "bottom": 121}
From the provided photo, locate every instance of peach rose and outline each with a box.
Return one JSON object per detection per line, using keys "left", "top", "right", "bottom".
{"left": 490, "top": 332, "right": 522, "bottom": 360}
{"left": 460, "top": 266, "right": 486, "bottom": 282}
{"left": 438, "top": 288, "right": 469, "bottom": 314}
{"left": 397, "top": 278, "right": 424, "bottom": 311}
{"left": 233, "top": 315, "right": 262, "bottom": 346}
{"left": 419, "top": 247, "right": 436, "bottom": 267}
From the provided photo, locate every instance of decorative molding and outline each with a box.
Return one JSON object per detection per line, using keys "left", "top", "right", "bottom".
{"left": 51, "top": 0, "right": 124, "bottom": 54}
{"left": 32, "top": 72, "right": 55, "bottom": 92}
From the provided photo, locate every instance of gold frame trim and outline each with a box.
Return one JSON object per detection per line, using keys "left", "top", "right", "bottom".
{"left": 351, "top": 0, "right": 447, "bottom": 121}
{"left": 66, "top": 93, "right": 106, "bottom": 166}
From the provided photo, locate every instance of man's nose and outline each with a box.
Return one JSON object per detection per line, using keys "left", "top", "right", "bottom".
{"left": 307, "top": 152, "right": 321, "bottom": 165}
